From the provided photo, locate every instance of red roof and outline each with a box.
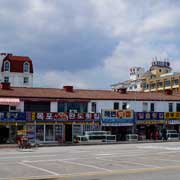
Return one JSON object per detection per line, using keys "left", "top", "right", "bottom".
{"left": 1, "top": 54, "right": 33, "bottom": 73}
{"left": 0, "top": 87, "right": 180, "bottom": 101}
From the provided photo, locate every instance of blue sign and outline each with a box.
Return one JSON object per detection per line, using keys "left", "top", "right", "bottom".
{"left": 135, "top": 112, "right": 165, "bottom": 125}
{"left": 0, "top": 112, "right": 27, "bottom": 122}
{"left": 136, "top": 112, "right": 164, "bottom": 120}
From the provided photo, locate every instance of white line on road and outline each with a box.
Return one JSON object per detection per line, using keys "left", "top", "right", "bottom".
{"left": 0, "top": 154, "right": 56, "bottom": 160}
{"left": 96, "top": 157, "right": 160, "bottom": 168}
{"left": 18, "top": 162, "right": 59, "bottom": 176}
{"left": 59, "top": 160, "right": 112, "bottom": 172}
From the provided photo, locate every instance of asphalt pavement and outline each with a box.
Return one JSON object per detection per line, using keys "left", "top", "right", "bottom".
{"left": 1, "top": 142, "right": 180, "bottom": 180}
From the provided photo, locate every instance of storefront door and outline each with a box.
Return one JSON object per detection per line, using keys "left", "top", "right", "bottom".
{"left": 65, "top": 124, "right": 72, "bottom": 142}
{"left": 0, "top": 126, "right": 9, "bottom": 143}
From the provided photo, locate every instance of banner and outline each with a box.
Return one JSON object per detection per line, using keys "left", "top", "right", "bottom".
{"left": 101, "top": 110, "right": 134, "bottom": 126}
{"left": 0, "top": 112, "right": 26, "bottom": 122}
{"left": 136, "top": 112, "right": 165, "bottom": 125}
{"left": 165, "top": 112, "right": 180, "bottom": 119}
{"left": 30, "top": 112, "right": 100, "bottom": 121}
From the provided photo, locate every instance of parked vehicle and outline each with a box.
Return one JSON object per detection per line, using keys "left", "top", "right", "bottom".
{"left": 167, "top": 133, "right": 179, "bottom": 141}
{"left": 126, "top": 134, "right": 138, "bottom": 142}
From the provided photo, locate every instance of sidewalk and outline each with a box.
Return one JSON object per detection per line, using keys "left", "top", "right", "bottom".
{"left": 0, "top": 140, "right": 177, "bottom": 149}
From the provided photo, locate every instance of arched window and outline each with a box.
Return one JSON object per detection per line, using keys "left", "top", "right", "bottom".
{"left": 23, "top": 62, "right": 29, "bottom": 73}
{"left": 4, "top": 61, "right": 10, "bottom": 72}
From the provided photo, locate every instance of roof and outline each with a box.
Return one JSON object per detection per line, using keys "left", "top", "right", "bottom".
{"left": 1, "top": 54, "right": 33, "bottom": 73}
{"left": 0, "top": 87, "right": 180, "bottom": 101}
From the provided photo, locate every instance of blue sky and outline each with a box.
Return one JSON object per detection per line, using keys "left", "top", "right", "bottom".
{"left": 1, "top": 0, "right": 180, "bottom": 89}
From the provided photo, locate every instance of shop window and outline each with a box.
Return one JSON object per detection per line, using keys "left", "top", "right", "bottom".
{"left": 176, "top": 103, "right": 180, "bottom": 112}
{"left": 113, "top": 102, "right": 119, "bottom": 110}
{"left": 91, "top": 102, "right": 96, "bottom": 113}
{"left": 143, "top": 102, "right": 148, "bottom": 112}
{"left": 45, "top": 125, "right": 54, "bottom": 141}
{"left": 10, "top": 106, "right": 16, "bottom": 112}
{"left": 169, "top": 103, "right": 173, "bottom": 112}
{"left": 36, "top": 125, "right": 44, "bottom": 141}
{"left": 150, "top": 103, "right": 155, "bottom": 112}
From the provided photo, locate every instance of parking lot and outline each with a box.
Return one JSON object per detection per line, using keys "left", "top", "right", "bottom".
{"left": 1, "top": 142, "right": 180, "bottom": 180}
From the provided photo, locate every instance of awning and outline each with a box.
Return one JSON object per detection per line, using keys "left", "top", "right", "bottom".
{"left": 0, "top": 98, "right": 20, "bottom": 106}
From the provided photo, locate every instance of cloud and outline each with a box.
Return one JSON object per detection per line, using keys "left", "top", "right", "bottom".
{"left": 0, "top": 0, "right": 180, "bottom": 89}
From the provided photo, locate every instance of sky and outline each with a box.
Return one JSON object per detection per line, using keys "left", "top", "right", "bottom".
{"left": 1, "top": 0, "right": 180, "bottom": 89}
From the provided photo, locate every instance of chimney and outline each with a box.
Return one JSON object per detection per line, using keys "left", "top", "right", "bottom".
{"left": 1, "top": 82, "right": 11, "bottom": 90}
{"left": 63, "top": 86, "right": 73, "bottom": 92}
{"left": 117, "top": 87, "right": 127, "bottom": 94}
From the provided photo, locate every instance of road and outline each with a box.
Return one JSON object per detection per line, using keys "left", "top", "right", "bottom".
{"left": 1, "top": 142, "right": 180, "bottom": 180}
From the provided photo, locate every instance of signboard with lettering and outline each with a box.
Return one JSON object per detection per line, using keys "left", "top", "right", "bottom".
{"left": 0, "top": 112, "right": 26, "bottom": 122}
{"left": 165, "top": 112, "right": 180, "bottom": 124}
{"left": 101, "top": 110, "right": 134, "bottom": 126}
{"left": 30, "top": 112, "right": 100, "bottom": 122}
{"left": 135, "top": 112, "right": 165, "bottom": 125}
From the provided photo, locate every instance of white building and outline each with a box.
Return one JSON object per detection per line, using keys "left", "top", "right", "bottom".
{"left": 0, "top": 53, "right": 33, "bottom": 87}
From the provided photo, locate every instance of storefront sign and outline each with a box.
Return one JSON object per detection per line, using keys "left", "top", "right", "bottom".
{"left": 136, "top": 112, "right": 164, "bottom": 125}
{"left": 30, "top": 112, "right": 100, "bottom": 121}
{"left": 165, "top": 112, "right": 180, "bottom": 119}
{"left": 0, "top": 112, "right": 26, "bottom": 122}
{"left": 101, "top": 110, "right": 134, "bottom": 126}
{"left": 168, "top": 120, "right": 180, "bottom": 125}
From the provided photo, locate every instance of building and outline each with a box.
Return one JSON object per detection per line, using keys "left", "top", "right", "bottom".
{"left": 111, "top": 67, "right": 145, "bottom": 92}
{"left": 112, "top": 58, "right": 180, "bottom": 94}
{"left": 0, "top": 53, "right": 33, "bottom": 87}
{"left": 0, "top": 84, "right": 180, "bottom": 143}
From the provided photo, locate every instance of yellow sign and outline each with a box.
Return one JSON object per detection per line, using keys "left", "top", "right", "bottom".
{"left": 165, "top": 112, "right": 180, "bottom": 119}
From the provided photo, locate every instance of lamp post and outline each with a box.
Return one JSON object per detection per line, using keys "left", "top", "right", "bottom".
{"left": 34, "top": 120, "right": 36, "bottom": 145}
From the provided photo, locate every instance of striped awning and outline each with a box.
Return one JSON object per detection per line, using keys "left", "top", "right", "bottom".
{"left": 0, "top": 98, "right": 20, "bottom": 106}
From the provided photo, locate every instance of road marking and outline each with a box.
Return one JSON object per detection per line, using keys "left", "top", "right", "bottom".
{"left": 96, "top": 157, "right": 160, "bottom": 168}
{"left": 9, "top": 164, "right": 180, "bottom": 180}
{"left": 0, "top": 154, "right": 56, "bottom": 160}
{"left": 96, "top": 153, "right": 113, "bottom": 156}
{"left": 18, "top": 162, "right": 59, "bottom": 176}
{"left": 59, "top": 160, "right": 112, "bottom": 172}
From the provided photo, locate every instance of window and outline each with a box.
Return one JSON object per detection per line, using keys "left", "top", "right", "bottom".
{"left": 113, "top": 102, "right": 119, "bottom": 110}
{"left": 157, "top": 82, "right": 163, "bottom": 88}
{"left": 91, "top": 102, "right": 96, "bottom": 113}
{"left": 143, "top": 102, "right": 148, "bottom": 112}
{"left": 4, "top": 61, "right": 10, "bottom": 72}
{"left": 150, "top": 103, "right": 155, "bottom": 112}
{"left": 4, "top": 76, "right": 9, "bottom": 83}
{"left": 122, "top": 102, "right": 127, "bottom": 110}
{"left": 169, "top": 103, "right": 173, "bottom": 112}
{"left": 24, "top": 77, "right": 29, "bottom": 84}
{"left": 24, "top": 62, "right": 30, "bottom": 73}
{"left": 176, "top": 103, "right": 180, "bottom": 112}
{"left": 164, "top": 80, "right": 171, "bottom": 87}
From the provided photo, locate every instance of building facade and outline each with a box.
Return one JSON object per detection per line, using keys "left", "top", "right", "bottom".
{"left": 1, "top": 84, "right": 180, "bottom": 144}
{"left": 0, "top": 53, "right": 33, "bottom": 87}
{"left": 111, "top": 59, "right": 180, "bottom": 94}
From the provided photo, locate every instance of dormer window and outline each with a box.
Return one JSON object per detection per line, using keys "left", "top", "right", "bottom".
{"left": 24, "top": 62, "right": 29, "bottom": 73}
{"left": 4, "top": 61, "right": 10, "bottom": 72}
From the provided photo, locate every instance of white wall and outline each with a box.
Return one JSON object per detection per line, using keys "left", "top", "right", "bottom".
{"left": 88, "top": 100, "right": 173, "bottom": 113}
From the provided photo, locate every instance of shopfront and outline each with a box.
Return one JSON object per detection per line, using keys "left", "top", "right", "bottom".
{"left": 165, "top": 112, "right": 180, "bottom": 132}
{"left": 27, "top": 112, "right": 101, "bottom": 143}
{"left": 135, "top": 112, "right": 165, "bottom": 140}
{"left": 101, "top": 110, "right": 134, "bottom": 141}
{"left": 0, "top": 112, "right": 26, "bottom": 143}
